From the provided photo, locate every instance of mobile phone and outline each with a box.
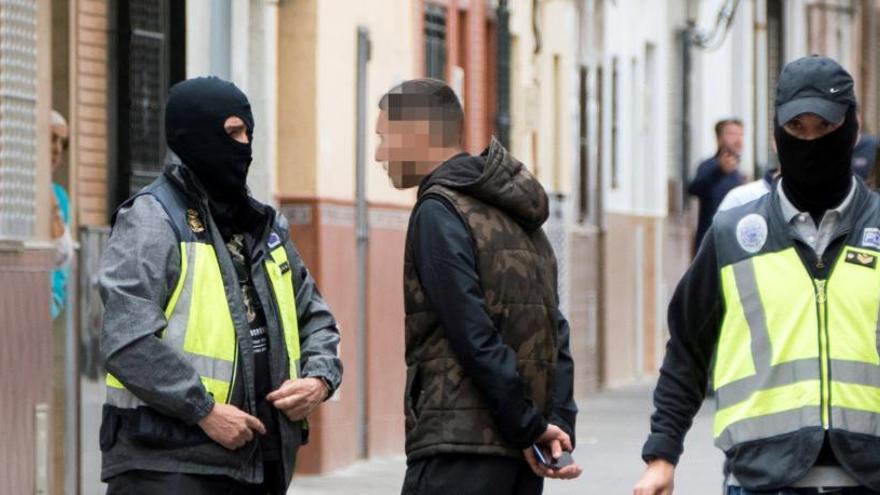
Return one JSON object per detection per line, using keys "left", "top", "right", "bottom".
{"left": 531, "top": 445, "right": 575, "bottom": 469}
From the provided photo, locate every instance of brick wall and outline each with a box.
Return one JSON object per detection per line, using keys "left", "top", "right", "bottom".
{"left": 75, "top": 0, "right": 109, "bottom": 227}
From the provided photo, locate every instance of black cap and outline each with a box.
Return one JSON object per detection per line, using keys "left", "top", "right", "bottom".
{"left": 775, "top": 55, "right": 856, "bottom": 125}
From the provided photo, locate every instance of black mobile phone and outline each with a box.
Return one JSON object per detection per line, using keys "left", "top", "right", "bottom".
{"left": 531, "top": 445, "right": 575, "bottom": 469}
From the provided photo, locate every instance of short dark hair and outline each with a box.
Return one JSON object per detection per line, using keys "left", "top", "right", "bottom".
{"left": 378, "top": 78, "right": 464, "bottom": 146}
{"left": 715, "top": 118, "right": 743, "bottom": 138}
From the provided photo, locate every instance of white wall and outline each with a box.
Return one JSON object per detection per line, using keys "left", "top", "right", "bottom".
{"left": 602, "top": 0, "right": 671, "bottom": 217}
{"left": 185, "top": 0, "right": 278, "bottom": 205}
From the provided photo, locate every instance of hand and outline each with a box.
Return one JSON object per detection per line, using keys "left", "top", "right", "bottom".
{"left": 197, "top": 403, "right": 266, "bottom": 450}
{"left": 522, "top": 424, "right": 583, "bottom": 480}
{"left": 633, "top": 458, "right": 675, "bottom": 495}
{"left": 719, "top": 149, "right": 739, "bottom": 173}
{"left": 266, "top": 377, "right": 329, "bottom": 421}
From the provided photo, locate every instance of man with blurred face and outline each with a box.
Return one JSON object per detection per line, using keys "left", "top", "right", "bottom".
{"left": 99, "top": 77, "right": 342, "bottom": 494}
{"left": 635, "top": 56, "right": 880, "bottom": 495}
{"left": 689, "top": 119, "right": 746, "bottom": 251}
{"left": 375, "top": 78, "right": 581, "bottom": 494}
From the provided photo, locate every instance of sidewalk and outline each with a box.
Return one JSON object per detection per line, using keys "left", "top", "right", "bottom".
{"left": 291, "top": 383, "right": 725, "bottom": 494}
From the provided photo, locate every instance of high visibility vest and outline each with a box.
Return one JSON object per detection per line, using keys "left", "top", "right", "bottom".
{"left": 106, "top": 180, "right": 301, "bottom": 410}
{"left": 713, "top": 212, "right": 880, "bottom": 452}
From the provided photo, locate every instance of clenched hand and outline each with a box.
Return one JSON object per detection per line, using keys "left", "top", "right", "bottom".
{"left": 267, "top": 377, "right": 329, "bottom": 421}
{"left": 197, "top": 403, "right": 266, "bottom": 450}
{"left": 633, "top": 458, "right": 675, "bottom": 495}
{"left": 522, "top": 424, "right": 583, "bottom": 480}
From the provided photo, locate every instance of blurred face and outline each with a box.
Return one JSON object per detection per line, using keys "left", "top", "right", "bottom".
{"left": 782, "top": 113, "right": 844, "bottom": 141}
{"left": 717, "top": 123, "right": 744, "bottom": 155}
{"left": 374, "top": 110, "right": 457, "bottom": 189}
{"left": 51, "top": 123, "right": 69, "bottom": 172}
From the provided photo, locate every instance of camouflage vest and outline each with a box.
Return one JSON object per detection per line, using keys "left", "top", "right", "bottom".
{"left": 403, "top": 184, "right": 559, "bottom": 461}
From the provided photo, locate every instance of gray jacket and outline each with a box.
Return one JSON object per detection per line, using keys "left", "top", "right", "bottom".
{"left": 98, "top": 154, "right": 342, "bottom": 486}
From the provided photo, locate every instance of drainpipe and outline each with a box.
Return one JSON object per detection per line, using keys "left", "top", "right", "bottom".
{"left": 496, "top": 0, "right": 511, "bottom": 148}
{"left": 354, "top": 26, "right": 371, "bottom": 460}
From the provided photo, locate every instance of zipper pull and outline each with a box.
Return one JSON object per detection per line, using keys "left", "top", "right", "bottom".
{"left": 815, "top": 280, "right": 827, "bottom": 304}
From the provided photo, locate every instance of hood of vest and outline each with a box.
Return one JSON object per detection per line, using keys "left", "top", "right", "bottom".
{"left": 417, "top": 137, "right": 550, "bottom": 232}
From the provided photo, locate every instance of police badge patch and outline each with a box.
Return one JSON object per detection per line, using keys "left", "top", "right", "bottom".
{"left": 862, "top": 228, "right": 880, "bottom": 250}
{"left": 186, "top": 208, "right": 205, "bottom": 233}
{"left": 736, "top": 214, "right": 768, "bottom": 254}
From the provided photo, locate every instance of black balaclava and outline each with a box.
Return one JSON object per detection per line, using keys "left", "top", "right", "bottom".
{"left": 775, "top": 105, "right": 858, "bottom": 222}
{"left": 165, "top": 77, "right": 255, "bottom": 232}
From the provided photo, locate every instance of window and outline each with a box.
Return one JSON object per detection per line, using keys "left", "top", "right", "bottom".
{"left": 578, "top": 66, "right": 589, "bottom": 224}
{"left": 112, "top": 0, "right": 186, "bottom": 210}
{"left": 424, "top": 3, "right": 447, "bottom": 80}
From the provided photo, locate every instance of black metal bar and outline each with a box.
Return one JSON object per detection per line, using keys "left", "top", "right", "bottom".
{"left": 496, "top": 0, "right": 511, "bottom": 148}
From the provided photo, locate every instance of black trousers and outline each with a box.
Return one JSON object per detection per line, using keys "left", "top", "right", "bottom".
{"left": 105, "top": 461, "right": 285, "bottom": 495}
{"left": 401, "top": 454, "right": 544, "bottom": 495}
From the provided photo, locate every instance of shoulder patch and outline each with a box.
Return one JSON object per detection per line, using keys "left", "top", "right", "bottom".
{"left": 268, "top": 231, "right": 282, "bottom": 249}
{"left": 735, "top": 213, "right": 768, "bottom": 254}
{"left": 862, "top": 228, "right": 880, "bottom": 250}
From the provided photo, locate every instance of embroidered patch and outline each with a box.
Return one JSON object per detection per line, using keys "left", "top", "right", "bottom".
{"left": 186, "top": 208, "right": 205, "bottom": 234}
{"left": 845, "top": 250, "right": 877, "bottom": 269}
{"left": 862, "top": 228, "right": 880, "bottom": 250}
{"left": 278, "top": 260, "right": 291, "bottom": 275}
{"left": 736, "top": 214, "right": 768, "bottom": 254}
{"left": 267, "top": 232, "right": 282, "bottom": 249}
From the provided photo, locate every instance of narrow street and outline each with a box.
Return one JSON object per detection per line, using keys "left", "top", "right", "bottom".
{"left": 290, "top": 384, "right": 724, "bottom": 494}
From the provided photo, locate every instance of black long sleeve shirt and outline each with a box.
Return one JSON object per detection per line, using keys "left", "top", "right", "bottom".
{"left": 410, "top": 197, "right": 578, "bottom": 449}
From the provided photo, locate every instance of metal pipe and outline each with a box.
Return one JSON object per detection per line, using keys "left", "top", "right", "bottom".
{"left": 496, "top": 0, "right": 511, "bottom": 148}
{"left": 680, "top": 26, "right": 693, "bottom": 212}
{"left": 64, "top": 252, "right": 79, "bottom": 495}
{"left": 354, "top": 26, "right": 371, "bottom": 460}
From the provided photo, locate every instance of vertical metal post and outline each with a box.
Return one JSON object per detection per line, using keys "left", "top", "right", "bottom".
{"left": 680, "top": 27, "right": 692, "bottom": 212}
{"left": 496, "top": 0, "right": 511, "bottom": 148}
{"left": 354, "top": 26, "right": 371, "bottom": 460}
{"left": 64, "top": 253, "right": 79, "bottom": 495}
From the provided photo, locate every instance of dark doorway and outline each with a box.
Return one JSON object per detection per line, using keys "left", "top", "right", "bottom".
{"left": 110, "top": 0, "right": 186, "bottom": 211}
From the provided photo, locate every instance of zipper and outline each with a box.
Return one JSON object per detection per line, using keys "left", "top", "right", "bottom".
{"left": 814, "top": 278, "right": 831, "bottom": 429}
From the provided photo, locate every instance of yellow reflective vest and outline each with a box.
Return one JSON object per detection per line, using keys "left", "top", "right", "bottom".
{"left": 106, "top": 184, "right": 301, "bottom": 411}
{"left": 711, "top": 184, "right": 880, "bottom": 489}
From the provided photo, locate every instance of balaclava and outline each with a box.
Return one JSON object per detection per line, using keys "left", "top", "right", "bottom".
{"left": 775, "top": 105, "right": 858, "bottom": 221}
{"left": 773, "top": 55, "right": 858, "bottom": 222}
{"left": 165, "top": 77, "right": 255, "bottom": 230}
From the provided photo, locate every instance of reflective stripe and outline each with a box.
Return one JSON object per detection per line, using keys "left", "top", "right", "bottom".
{"left": 186, "top": 352, "right": 235, "bottom": 383}
{"left": 163, "top": 242, "right": 196, "bottom": 351}
{"left": 716, "top": 358, "right": 820, "bottom": 410}
{"left": 716, "top": 405, "right": 822, "bottom": 451}
{"left": 105, "top": 385, "right": 146, "bottom": 409}
{"left": 831, "top": 360, "right": 880, "bottom": 388}
{"left": 732, "top": 259, "right": 772, "bottom": 370}
{"left": 266, "top": 245, "right": 301, "bottom": 379}
{"left": 832, "top": 407, "right": 880, "bottom": 437}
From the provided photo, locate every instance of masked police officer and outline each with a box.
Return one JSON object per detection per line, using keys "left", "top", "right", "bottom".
{"left": 635, "top": 56, "right": 880, "bottom": 494}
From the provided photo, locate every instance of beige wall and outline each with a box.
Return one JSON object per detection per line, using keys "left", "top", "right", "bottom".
{"left": 277, "top": 0, "right": 319, "bottom": 198}
{"left": 277, "top": 0, "right": 418, "bottom": 206}
{"left": 508, "top": 0, "right": 576, "bottom": 193}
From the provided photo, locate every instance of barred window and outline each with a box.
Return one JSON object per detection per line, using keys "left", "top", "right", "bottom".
{"left": 425, "top": 3, "right": 447, "bottom": 80}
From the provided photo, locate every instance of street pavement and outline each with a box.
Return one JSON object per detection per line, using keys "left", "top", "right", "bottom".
{"left": 291, "top": 383, "right": 725, "bottom": 494}
{"left": 80, "top": 379, "right": 724, "bottom": 494}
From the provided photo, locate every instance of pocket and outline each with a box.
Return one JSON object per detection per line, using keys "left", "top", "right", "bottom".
{"left": 125, "top": 407, "right": 212, "bottom": 449}
{"left": 405, "top": 365, "right": 422, "bottom": 421}
{"left": 99, "top": 405, "right": 121, "bottom": 452}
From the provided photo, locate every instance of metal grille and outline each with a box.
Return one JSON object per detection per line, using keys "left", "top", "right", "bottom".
{"left": 425, "top": 3, "right": 447, "bottom": 80}
{"left": 546, "top": 193, "right": 570, "bottom": 316}
{"left": 128, "top": 0, "right": 167, "bottom": 193}
{"left": 0, "top": 0, "right": 38, "bottom": 239}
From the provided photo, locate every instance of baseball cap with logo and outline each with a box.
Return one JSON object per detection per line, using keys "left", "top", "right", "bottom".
{"left": 775, "top": 55, "right": 856, "bottom": 126}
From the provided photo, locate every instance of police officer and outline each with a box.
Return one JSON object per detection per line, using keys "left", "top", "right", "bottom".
{"left": 634, "top": 56, "right": 880, "bottom": 494}
{"left": 98, "top": 77, "right": 342, "bottom": 494}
